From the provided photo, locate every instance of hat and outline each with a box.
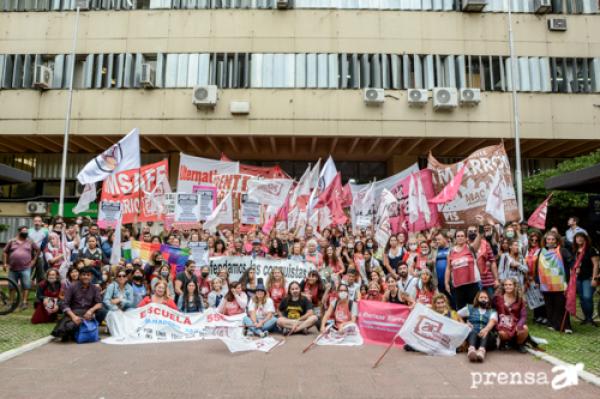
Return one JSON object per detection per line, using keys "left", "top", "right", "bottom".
{"left": 256, "top": 278, "right": 266, "bottom": 293}
{"left": 252, "top": 239, "right": 261, "bottom": 245}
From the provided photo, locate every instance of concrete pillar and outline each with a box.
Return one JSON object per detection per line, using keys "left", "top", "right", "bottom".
{"left": 169, "top": 152, "right": 180, "bottom": 189}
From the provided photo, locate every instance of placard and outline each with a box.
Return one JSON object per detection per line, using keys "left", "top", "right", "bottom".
{"left": 97, "top": 201, "right": 122, "bottom": 229}
{"left": 193, "top": 185, "right": 217, "bottom": 221}
{"left": 175, "top": 193, "right": 200, "bottom": 223}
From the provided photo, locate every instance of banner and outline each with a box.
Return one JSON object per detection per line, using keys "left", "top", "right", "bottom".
{"left": 101, "top": 160, "right": 169, "bottom": 224}
{"left": 350, "top": 163, "right": 419, "bottom": 198}
{"left": 219, "top": 336, "right": 281, "bottom": 353}
{"left": 389, "top": 170, "right": 440, "bottom": 233}
{"left": 175, "top": 193, "right": 201, "bottom": 223}
{"left": 398, "top": 303, "right": 471, "bottom": 356}
{"left": 188, "top": 241, "right": 209, "bottom": 266}
{"left": 213, "top": 174, "right": 253, "bottom": 195}
{"left": 316, "top": 323, "right": 364, "bottom": 346}
{"left": 221, "top": 154, "right": 290, "bottom": 179}
{"left": 204, "top": 191, "right": 233, "bottom": 233}
{"left": 374, "top": 189, "right": 397, "bottom": 248}
{"left": 103, "top": 305, "right": 244, "bottom": 345}
{"left": 241, "top": 195, "right": 261, "bottom": 225}
{"left": 193, "top": 185, "right": 217, "bottom": 221}
{"left": 428, "top": 143, "right": 518, "bottom": 228}
{"left": 352, "top": 182, "right": 375, "bottom": 229}
{"left": 208, "top": 256, "right": 315, "bottom": 284}
{"left": 97, "top": 201, "right": 122, "bottom": 229}
{"left": 178, "top": 154, "right": 239, "bottom": 193}
{"left": 357, "top": 300, "right": 410, "bottom": 347}
{"left": 247, "top": 178, "right": 293, "bottom": 208}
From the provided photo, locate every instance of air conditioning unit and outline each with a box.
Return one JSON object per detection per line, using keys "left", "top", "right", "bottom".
{"left": 26, "top": 201, "right": 47, "bottom": 215}
{"left": 75, "top": 0, "right": 90, "bottom": 10}
{"left": 230, "top": 101, "right": 250, "bottom": 115}
{"left": 461, "top": 0, "right": 487, "bottom": 12}
{"left": 33, "top": 65, "right": 52, "bottom": 90}
{"left": 363, "top": 88, "right": 384, "bottom": 105}
{"left": 192, "top": 85, "right": 218, "bottom": 108}
{"left": 433, "top": 87, "right": 458, "bottom": 110}
{"left": 140, "top": 63, "right": 155, "bottom": 89}
{"left": 548, "top": 18, "right": 567, "bottom": 31}
{"left": 534, "top": 0, "right": 552, "bottom": 13}
{"left": 407, "top": 89, "right": 428, "bottom": 106}
{"left": 277, "top": 0, "right": 290, "bottom": 9}
{"left": 459, "top": 88, "right": 481, "bottom": 105}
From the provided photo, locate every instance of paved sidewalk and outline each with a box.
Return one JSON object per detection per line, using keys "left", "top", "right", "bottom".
{"left": 1, "top": 336, "right": 599, "bottom": 399}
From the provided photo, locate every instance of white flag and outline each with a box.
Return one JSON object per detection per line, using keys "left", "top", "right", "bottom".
{"left": 247, "top": 178, "right": 293, "bottom": 208}
{"left": 352, "top": 181, "right": 375, "bottom": 229}
{"left": 73, "top": 183, "right": 96, "bottom": 214}
{"left": 77, "top": 128, "right": 141, "bottom": 185}
{"left": 416, "top": 175, "right": 431, "bottom": 223}
{"left": 399, "top": 303, "right": 471, "bottom": 357}
{"left": 408, "top": 175, "right": 419, "bottom": 224}
{"left": 291, "top": 164, "right": 312, "bottom": 205}
{"left": 204, "top": 192, "right": 233, "bottom": 233}
{"left": 308, "top": 156, "right": 337, "bottom": 212}
{"left": 375, "top": 189, "right": 397, "bottom": 248}
{"left": 485, "top": 170, "right": 506, "bottom": 225}
{"left": 110, "top": 221, "right": 122, "bottom": 265}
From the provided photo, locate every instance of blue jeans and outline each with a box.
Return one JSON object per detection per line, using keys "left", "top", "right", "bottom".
{"left": 576, "top": 279, "right": 595, "bottom": 321}
{"left": 243, "top": 316, "right": 277, "bottom": 334}
{"left": 8, "top": 268, "right": 32, "bottom": 290}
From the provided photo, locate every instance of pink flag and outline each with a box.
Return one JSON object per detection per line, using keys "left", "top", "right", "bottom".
{"left": 341, "top": 183, "right": 353, "bottom": 208}
{"left": 357, "top": 300, "right": 410, "bottom": 347}
{"left": 314, "top": 172, "right": 343, "bottom": 209}
{"left": 566, "top": 247, "right": 586, "bottom": 316}
{"left": 429, "top": 164, "right": 466, "bottom": 204}
{"left": 527, "top": 194, "right": 552, "bottom": 230}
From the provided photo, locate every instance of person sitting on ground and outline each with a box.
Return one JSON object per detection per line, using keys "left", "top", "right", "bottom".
{"left": 217, "top": 281, "right": 248, "bottom": 316}
{"left": 61, "top": 266, "right": 80, "bottom": 296}
{"left": 244, "top": 278, "right": 276, "bottom": 337}
{"left": 52, "top": 267, "right": 107, "bottom": 341}
{"left": 320, "top": 283, "right": 358, "bottom": 333}
{"left": 130, "top": 266, "right": 148, "bottom": 307}
{"left": 458, "top": 290, "right": 498, "bottom": 363}
{"left": 493, "top": 277, "right": 529, "bottom": 353}
{"left": 31, "top": 268, "right": 62, "bottom": 324}
{"left": 432, "top": 293, "right": 461, "bottom": 322}
{"left": 415, "top": 269, "right": 437, "bottom": 306}
{"left": 177, "top": 280, "right": 204, "bottom": 313}
{"left": 151, "top": 264, "right": 176, "bottom": 298}
{"left": 137, "top": 280, "right": 177, "bottom": 310}
{"left": 277, "top": 281, "right": 319, "bottom": 335}
{"left": 103, "top": 268, "right": 134, "bottom": 312}
{"left": 267, "top": 267, "right": 287, "bottom": 310}
{"left": 207, "top": 277, "right": 225, "bottom": 309}
{"left": 300, "top": 270, "right": 325, "bottom": 318}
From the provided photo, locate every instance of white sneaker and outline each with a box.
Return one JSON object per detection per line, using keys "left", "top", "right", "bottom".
{"left": 564, "top": 329, "right": 573, "bottom": 334}
{"left": 258, "top": 331, "right": 267, "bottom": 338}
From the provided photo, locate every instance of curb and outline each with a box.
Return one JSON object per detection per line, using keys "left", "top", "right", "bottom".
{"left": 526, "top": 348, "right": 600, "bottom": 388}
{"left": 0, "top": 336, "right": 53, "bottom": 363}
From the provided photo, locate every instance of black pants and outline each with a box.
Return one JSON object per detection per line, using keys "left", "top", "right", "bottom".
{"left": 542, "top": 291, "right": 570, "bottom": 331}
{"left": 454, "top": 283, "right": 480, "bottom": 310}
{"left": 533, "top": 304, "right": 547, "bottom": 320}
{"left": 51, "top": 308, "right": 107, "bottom": 340}
{"left": 467, "top": 330, "right": 497, "bottom": 350}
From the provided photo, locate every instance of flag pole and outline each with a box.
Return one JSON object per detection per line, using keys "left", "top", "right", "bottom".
{"left": 59, "top": 3, "right": 84, "bottom": 217}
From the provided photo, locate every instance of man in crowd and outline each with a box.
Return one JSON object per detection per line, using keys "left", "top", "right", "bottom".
{"left": 28, "top": 215, "right": 48, "bottom": 283}
{"left": 565, "top": 216, "right": 587, "bottom": 246}
{"left": 3, "top": 225, "right": 41, "bottom": 309}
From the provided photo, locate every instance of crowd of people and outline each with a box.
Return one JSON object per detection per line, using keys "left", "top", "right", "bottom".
{"left": 2, "top": 213, "right": 599, "bottom": 362}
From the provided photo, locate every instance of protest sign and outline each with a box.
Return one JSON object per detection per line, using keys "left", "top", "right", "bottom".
{"left": 389, "top": 169, "right": 440, "bottom": 233}
{"left": 213, "top": 173, "right": 253, "bottom": 195}
{"left": 193, "top": 185, "right": 217, "bottom": 221}
{"left": 316, "top": 323, "right": 364, "bottom": 346}
{"left": 357, "top": 300, "right": 410, "bottom": 347}
{"left": 208, "top": 256, "right": 315, "bottom": 284}
{"left": 188, "top": 241, "right": 209, "bottom": 266}
{"left": 241, "top": 194, "right": 261, "bottom": 225}
{"left": 97, "top": 201, "right": 122, "bottom": 229}
{"left": 103, "top": 305, "right": 244, "bottom": 345}
{"left": 219, "top": 336, "right": 280, "bottom": 353}
{"left": 175, "top": 193, "right": 200, "bottom": 223}
{"left": 178, "top": 154, "right": 239, "bottom": 193}
{"left": 428, "top": 143, "right": 518, "bottom": 228}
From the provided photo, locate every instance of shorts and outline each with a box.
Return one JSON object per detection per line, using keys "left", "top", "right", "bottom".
{"left": 8, "top": 268, "right": 32, "bottom": 290}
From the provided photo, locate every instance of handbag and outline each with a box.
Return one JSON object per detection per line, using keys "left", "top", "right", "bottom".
{"left": 75, "top": 319, "right": 99, "bottom": 344}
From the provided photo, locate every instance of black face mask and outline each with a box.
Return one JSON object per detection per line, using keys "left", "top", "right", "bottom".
{"left": 201, "top": 272, "right": 209, "bottom": 278}
{"left": 19, "top": 232, "right": 28, "bottom": 239}
{"left": 479, "top": 300, "right": 488, "bottom": 307}
{"left": 125, "top": 269, "right": 133, "bottom": 275}
{"left": 132, "top": 275, "right": 143, "bottom": 282}
{"left": 467, "top": 232, "right": 477, "bottom": 241}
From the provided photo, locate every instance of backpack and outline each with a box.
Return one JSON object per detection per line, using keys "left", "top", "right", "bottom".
{"left": 75, "top": 319, "right": 99, "bottom": 344}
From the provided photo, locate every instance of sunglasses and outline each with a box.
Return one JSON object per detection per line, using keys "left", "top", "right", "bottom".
{"left": 117, "top": 274, "right": 127, "bottom": 278}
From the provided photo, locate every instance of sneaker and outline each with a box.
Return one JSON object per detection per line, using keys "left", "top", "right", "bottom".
{"left": 534, "top": 317, "right": 543, "bottom": 324}
{"left": 541, "top": 318, "right": 549, "bottom": 325}
{"left": 245, "top": 330, "right": 255, "bottom": 337}
{"left": 476, "top": 348, "right": 486, "bottom": 362}
{"left": 564, "top": 329, "right": 573, "bottom": 334}
{"left": 258, "top": 331, "right": 267, "bottom": 338}
{"left": 547, "top": 326, "right": 555, "bottom": 331}
{"left": 516, "top": 344, "right": 528, "bottom": 354}
{"left": 20, "top": 302, "right": 28, "bottom": 311}
{"left": 281, "top": 328, "right": 290, "bottom": 335}
{"left": 467, "top": 347, "right": 478, "bottom": 362}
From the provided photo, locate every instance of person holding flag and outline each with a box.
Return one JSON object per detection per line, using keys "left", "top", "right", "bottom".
{"left": 569, "top": 232, "right": 599, "bottom": 326}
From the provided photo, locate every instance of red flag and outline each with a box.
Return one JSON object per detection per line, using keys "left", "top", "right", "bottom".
{"left": 566, "top": 247, "right": 586, "bottom": 315}
{"left": 329, "top": 192, "right": 348, "bottom": 225}
{"left": 341, "top": 183, "right": 353, "bottom": 208}
{"left": 527, "top": 194, "right": 552, "bottom": 229}
{"left": 262, "top": 194, "right": 290, "bottom": 235}
{"left": 429, "top": 164, "right": 466, "bottom": 204}
{"left": 313, "top": 172, "right": 343, "bottom": 209}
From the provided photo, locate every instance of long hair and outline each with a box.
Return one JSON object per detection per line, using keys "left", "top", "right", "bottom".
{"left": 267, "top": 267, "right": 286, "bottom": 291}
{"left": 182, "top": 280, "right": 202, "bottom": 312}
{"left": 418, "top": 269, "right": 436, "bottom": 293}
{"left": 239, "top": 267, "right": 256, "bottom": 288}
{"left": 472, "top": 290, "right": 492, "bottom": 309}
{"left": 213, "top": 238, "right": 226, "bottom": 254}
{"left": 269, "top": 238, "right": 284, "bottom": 258}
{"left": 541, "top": 230, "right": 562, "bottom": 249}
{"left": 384, "top": 235, "right": 398, "bottom": 252}
{"left": 571, "top": 232, "right": 591, "bottom": 254}
{"left": 252, "top": 289, "right": 267, "bottom": 306}
{"left": 322, "top": 245, "right": 339, "bottom": 267}
{"left": 497, "top": 277, "right": 523, "bottom": 305}
{"left": 225, "top": 281, "right": 241, "bottom": 303}
{"left": 285, "top": 281, "right": 302, "bottom": 301}
{"left": 301, "top": 270, "right": 324, "bottom": 300}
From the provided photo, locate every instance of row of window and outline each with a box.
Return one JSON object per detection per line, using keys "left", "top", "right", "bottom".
{"left": 1, "top": 0, "right": 599, "bottom": 13}
{"left": 1, "top": 52, "right": 599, "bottom": 93}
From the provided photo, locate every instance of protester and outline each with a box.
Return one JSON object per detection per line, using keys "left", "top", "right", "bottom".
{"left": 177, "top": 280, "right": 204, "bottom": 313}
{"left": 151, "top": 264, "right": 175, "bottom": 298}
{"left": 3, "top": 225, "right": 41, "bottom": 310}
{"left": 525, "top": 230, "right": 547, "bottom": 325}
{"left": 208, "top": 277, "right": 225, "bottom": 308}
{"left": 130, "top": 267, "right": 148, "bottom": 307}
{"left": 498, "top": 240, "right": 529, "bottom": 287}
{"left": 79, "top": 235, "right": 105, "bottom": 284}
{"left": 383, "top": 235, "right": 404, "bottom": 277}
{"left": 277, "top": 281, "right": 318, "bottom": 335}
{"left": 244, "top": 279, "right": 276, "bottom": 337}
{"left": 239, "top": 267, "right": 258, "bottom": 299}
{"left": 28, "top": 215, "right": 48, "bottom": 283}
{"left": 137, "top": 280, "right": 178, "bottom": 310}
{"left": 494, "top": 278, "right": 528, "bottom": 353}
{"left": 320, "top": 283, "right": 357, "bottom": 332}
{"left": 31, "top": 268, "right": 61, "bottom": 324}
{"left": 565, "top": 216, "right": 587, "bottom": 247}
{"left": 103, "top": 268, "right": 134, "bottom": 312}
{"left": 267, "top": 267, "right": 287, "bottom": 310}
{"left": 571, "top": 232, "right": 599, "bottom": 326}
{"left": 300, "top": 270, "right": 325, "bottom": 316}
{"left": 396, "top": 263, "right": 417, "bottom": 299}
{"left": 458, "top": 290, "right": 497, "bottom": 362}
{"left": 217, "top": 281, "right": 248, "bottom": 316}
{"left": 62, "top": 266, "right": 80, "bottom": 294}
{"left": 323, "top": 245, "right": 344, "bottom": 276}
{"left": 415, "top": 269, "right": 437, "bottom": 306}
{"left": 44, "top": 232, "right": 64, "bottom": 271}
{"left": 432, "top": 293, "right": 461, "bottom": 322}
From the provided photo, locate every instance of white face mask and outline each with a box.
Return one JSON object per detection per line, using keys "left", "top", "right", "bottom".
{"left": 409, "top": 244, "right": 418, "bottom": 251}
{"left": 338, "top": 292, "right": 348, "bottom": 300}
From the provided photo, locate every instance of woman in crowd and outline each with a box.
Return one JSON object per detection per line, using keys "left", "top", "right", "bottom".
{"left": 525, "top": 230, "right": 547, "bottom": 324}
{"left": 197, "top": 265, "right": 212, "bottom": 305}
{"left": 365, "top": 281, "right": 383, "bottom": 301}
{"left": 363, "top": 251, "right": 382, "bottom": 278}
{"left": 305, "top": 239, "right": 323, "bottom": 269}
{"left": 217, "top": 281, "right": 248, "bottom": 316}
{"left": 267, "top": 267, "right": 287, "bottom": 311}
{"left": 445, "top": 225, "right": 483, "bottom": 310}
{"left": 432, "top": 293, "right": 461, "bottom": 322}
{"left": 177, "top": 280, "right": 204, "bottom": 313}
{"left": 61, "top": 266, "right": 79, "bottom": 295}
{"left": 211, "top": 239, "right": 228, "bottom": 257}
{"left": 498, "top": 238, "right": 511, "bottom": 257}
{"left": 137, "top": 280, "right": 177, "bottom": 310}
{"left": 300, "top": 270, "right": 325, "bottom": 317}
{"left": 571, "top": 232, "right": 599, "bottom": 326}
{"left": 244, "top": 279, "right": 276, "bottom": 337}
{"left": 458, "top": 290, "right": 497, "bottom": 362}
{"left": 31, "top": 269, "right": 62, "bottom": 324}
{"left": 415, "top": 269, "right": 437, "bottom": 306}
{"left": 368, "top": 270, "right": 387, "bottom": 294}
{"left": 404, "top": 237, "right": 420, "bottom": 271}
{"left": 240, "top": 267, "right": 258, "bottom": 299}
{"left": 323, "top": 245, "right": 344, "bottom": 277}
{"left": 535, "top": 231, "right": 573, "bottom": 333}
{"left": 103, "top": 268, "right": 134, "bottom": 312}
{"left": 498, "top": 240, "right": 529, "bottom": 287}
{"left": 320, "top": 283, "right": 357, "bottom": 332}
{"left": 382, "top": 275, "right": 414, "bottom": 306}
{"left": 412, "top": 240, "right": 434, "bottom": 277}
{"left": 277, "top": 281, "right": 319, "bottom": 335}
{"left": 130, "top": 266, "right": 148, "bottom": 307}
{"left": 383, "top": 235, "right": 404, "bottom": 278}
{"left": 217, "top": 267, "right": 230, "bottom": 293}
{"left": 208, "top": 277, "right": 225, "bottom": 308}
{"left": 151, "top": 264, "right": 175, "bottom": 298}
{"left": 79, "top": 235, "right": 106, "bottom": 284}
{"left": 268, "top": 238, "right": 285, "bottom": 259}
{"left": 494, "top": 277, "right": 528, "bottom": 353}
{"left": 44, "top": 232, "right": 64, "bottom": 271}
{"left": 230, "top": 238, "right": 244, "bottom": 256}
{"left": 288, "top": 242, "right": 305, "bottom": 262}
{"left": 353, "top": 240, "right": 365, "bottom": 266}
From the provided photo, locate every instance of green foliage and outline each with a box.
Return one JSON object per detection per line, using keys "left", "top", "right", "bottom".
{"left": 0, "top": 224, "right": 7, "bottom": 232}
{"left": 523, "top": 149, "right": 600, "bottom": 214}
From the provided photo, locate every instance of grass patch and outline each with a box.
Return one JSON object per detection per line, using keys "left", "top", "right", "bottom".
{"left": 0, "top": 293, "right": 53, "bottom": 353}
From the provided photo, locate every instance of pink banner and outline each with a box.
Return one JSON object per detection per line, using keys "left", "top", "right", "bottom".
{"left": 389, "top": 169, "right": 440, "bottom": 233}
{"left": 357, "top": 300, "right": 411, "bottom": 347}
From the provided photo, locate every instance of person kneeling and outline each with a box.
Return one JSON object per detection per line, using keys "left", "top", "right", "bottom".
{"left": 277, "top": 281, "right": 318, "bottom": 335}
{"left": 458, "top": 290, "right": 498, "bottom": 362}
{"left": 320, "top": 283, "right": 357, "bottom": 333}
{"left": 51, "top": 267, "right": 107, "bottom": 342}
{"left": 493, "top": 277, "right": 529, "bottom": 353}
{"left": 244, "top": 279, "right": 276, "bottom": 338}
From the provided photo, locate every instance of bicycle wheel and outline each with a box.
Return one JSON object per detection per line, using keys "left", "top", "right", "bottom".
{"left": 0, "top": 277, "right": 21, "bottom": 315}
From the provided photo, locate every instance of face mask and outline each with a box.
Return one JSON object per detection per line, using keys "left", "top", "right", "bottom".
{"left": 421, "top": 249, "right": 429, "bottom": 255}
{"left": 505, "top": 231, "right": 515, "bottom": 239}
{"left": 47, "top": 277, "right": 57, "bottom": 284}
{"left": 102, "top": 275, "right": 108, "bottom": 282}
{"left": 19, "top": 232, "right": 28, "bottom": 239}
{"left": 338, "top": 292, "right": 348, "bottom": 300}
{"left": 467, "top": 232, "right": 477, "bottom": 241}
{"left": 546, "top": 243, "right": 557, "bottom": 249}
{"left": 201, "top": 272, "right": 209, "bottom": 278}
{"left": 408, "top": 244, "right": 417, "bottom": 251}
{"left": 161, "top": 271, "right": 170, "bottom": 278}
{"left": 484, "top": 233, "right": 493, "bottom": 239}
{"left": 366, "top": 243, "right": 373, "bottom": 249}
{"left": 479, "top": 300, "right": 488, "bottom": 307}
{"left": 126, "top": 269, "right": 133, "bottom": 275}
{"left": 133, "top": 275, "right": 143, "bottom": 282}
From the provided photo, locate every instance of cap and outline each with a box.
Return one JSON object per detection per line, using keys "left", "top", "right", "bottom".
{"left": 256, "top": 277, "right": 266, "bottom": 293}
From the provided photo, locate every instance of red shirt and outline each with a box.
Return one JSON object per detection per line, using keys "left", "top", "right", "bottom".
{"left": 137, "top": 296, "right": 178, "bottom": 310}
{"left": 332, "top": 300, "right": 352, "bottom": 329}
{"left": 449, "top": 245, "right": 478, "bottom": 287}
{"left": 415, "top": 288, "right": 434, "bottom": 305}
{"left": 269, "top": 284, "right": 286, "bottom": 310}
{"left": 222, "top": 299, "right": 243, "bottom": 316}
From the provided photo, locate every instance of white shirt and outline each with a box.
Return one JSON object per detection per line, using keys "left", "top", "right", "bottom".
{"left": 397, "top": 276, "right": 417, "bottom": 299}
{"left": 248, "top": 297, "right": 275, "bottom": 321}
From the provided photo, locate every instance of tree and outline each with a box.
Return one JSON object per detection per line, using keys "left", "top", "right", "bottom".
{"left": 523, "top": 149, "right": 600, "bottom": 215}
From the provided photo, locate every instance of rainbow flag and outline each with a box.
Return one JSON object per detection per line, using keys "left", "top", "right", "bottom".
{"left": 160, "top": 244, "right": 190, "bottom": 275}
{"left": 122, "top": 240, "right": 161, "bottom": 264}
{"left": 538, "top": 248, "right": 567, "bottom": 292}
